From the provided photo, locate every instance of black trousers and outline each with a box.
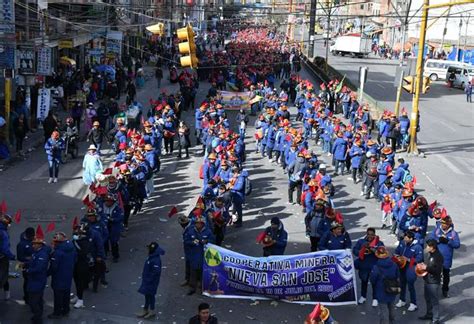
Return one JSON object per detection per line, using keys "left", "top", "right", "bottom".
{"left": 288, "top": 181, "right": 302, "bottom": 204}
{"left": 442, "top": 268, "right": 450, "bottom": 293}
{"left": 124, "top": 204, "right": 132, "bottom": 228}
{"left": 53, "top": 289, "right": 70, "bottom": 315}
{"left": 73, "top": 266, "right": 89, "bottom": 299}
{"left": 310, "top": 236, "right": 320, "bottom": 252}
{"left": 189, "top": 268, "right": 202, "bottom": 292}
{"left": 22, "top": 271, "right": 29, "bottom": 303}
{"left": 29, "top": 291, "right": 44, "bottom": 324}
{"left": 164, "top": 137, "right": 174, "bottom": 153}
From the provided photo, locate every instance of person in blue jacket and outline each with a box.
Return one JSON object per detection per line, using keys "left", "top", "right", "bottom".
{"left": 203, "top": 153, "right": 219, "bottom": 186}
{"left": 370, "top": 246, "right": 400, "bottom": 324}
{"left": 394, "top": 230, "right": 423, "bottom": 312}
{"left": 44, "top": 131, "right": 65, "bottom": 184}
{"left": 26, "top": 233, "right": 51, "bottom": 324}
{"left": 319, "top": 222, "right": 352, "bottom": 251}
{"left": 0, "top": 214, "right": 15, "bottom": 301}
{"left": 183, "top": 217, "right": 215, "bottom": 295}
{"left": 48, "top": 232, "right": 77, "bottom": 319}
{"left": 332, "top": 132, "right": 348, "bottom": 176}
{"left": 399, "top": 110, "right": 410, "bottom": 150}
{"left": 136, "top": 242, "right": 164, "bottom": 319}
{"left": 392, "top": 189, "right": 415, "bottom": 236}
{"left": 100, "top": 194, "right": 124, "bottom": 263}
{"left": 17, "top": 227, "right": 35, "bottom": 304}
{"left": 399, "top": 205, "right": 428, "bottom": 245}
{"left": 428, "top": 216, "right": 460, "bottom": 297}
{"left": 265, "top": 123, "right": 277, "bottom": 160}
{"left": 349, "top": 139, "right": 364, "bottom": 184}
{"left": 230, "top": 166, "right": 247, "bottom": 227}
{"left": 353, "top": 228, "right": 385, "bottom": 306}
{"left": 262, "top": 217, "right": 288, "bottom": 256}
{"left": 392, "top": 158, "right": 410, "bottom": 186}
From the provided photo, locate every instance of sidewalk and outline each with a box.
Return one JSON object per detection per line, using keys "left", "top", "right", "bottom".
{"left": 0, "top": 64, "right": 159, "bottom": 172}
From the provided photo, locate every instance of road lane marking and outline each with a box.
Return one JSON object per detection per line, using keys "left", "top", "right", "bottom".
{"left": 22, "top": 163, "right": 48, "bottom": 181}
{"left": 437, "top": 155, "right": 464, "bottom": 175}
{"left": 439, "top": 120, "right": 457, "bottom": 132}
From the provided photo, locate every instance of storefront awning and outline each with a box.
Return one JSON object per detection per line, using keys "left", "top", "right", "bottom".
{"left": 60, "top": 56, "right": 76, "bottom": 66}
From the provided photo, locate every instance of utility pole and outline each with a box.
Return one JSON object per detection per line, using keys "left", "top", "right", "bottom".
{"left": 456, "top": 16, "right": 463, "bottom": 61}
{"left": 394, "top": 0, "right": 412, "bottom": 117}
{"left": 324, "top": 1, "right": 332, "bottom": 72}
{"left": 308, "top": 0, "right": 317, "bottom": 58}
{"left": 464, "top": 14, "right": 471, "bottom": 51}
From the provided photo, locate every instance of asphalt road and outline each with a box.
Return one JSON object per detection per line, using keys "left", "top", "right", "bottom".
{"left": 0, "top": 63, "right": 472, "bottom": 324}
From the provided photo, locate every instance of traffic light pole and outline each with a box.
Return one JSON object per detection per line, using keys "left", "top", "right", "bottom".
{"left": 407, "top": 0, "right": 428, "bottom": 154}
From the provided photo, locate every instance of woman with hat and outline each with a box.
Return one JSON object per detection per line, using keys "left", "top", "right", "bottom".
{"left": 82, "top": 144, "right": 103, "bottom": 186}
{"left": 136, "top": 242, "right": 165, "bottom": 319}
{"left": 370, "top": 246, "right": 400, "bottom": 324}
{"left": 177, "top": 121, "right": 191, "bottom": 159}
{"left": 44, "top": 131, "right": 65, "bottom": 184}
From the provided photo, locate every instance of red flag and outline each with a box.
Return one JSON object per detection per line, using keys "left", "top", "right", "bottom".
{"left": 13, "top": 210, "right": 21, "bottom": 224}
{"left": 82, "top": 194, "right": 90, "bottom": 206}
{"left": 46, "top": 222, "right": 56, "bottom": 233}
{"left": 309, "top": 303, "right": 322, "bottom": 320}
{"left": 167, "top": 206, "right": 178, "bottom": 218}
{"left": 35, "top": 225, "right": 45, "bottom": 240}
{"left": 0, "top": 200, "right": 6, "bottom": 214}
{"left": 89, "top": 183, "right": 96, "bottom": 193}
{"left": 72, "top": 216, "right": 79, "bottom": 230}
{"left": 196, "top": 196, "right": 205, "bottom": 209}
{"left": 412, "top": 176, "right": 417, "bottom": 186}
{"left": 440, "top": 208, "right": 448, "bottom": 219}
{"left": 429, "top": 200, "right": 437, "bottom": 212}
{"left": 409, "top": 256, "right": 415, "bottom": 268}
{"left": 335, "top": 211, "right": 344, "bottom": 224}
{"left": 95, "top": 186, "right": 108, "bottom": 196}
{"left": 212, "top": 211, "right": 222, "bottom": 220}
{"left": 113, "top": 161, "right": 121, "bottom": 168}
{"left": 256, "top": 231, "right": 266, "bottom": 243}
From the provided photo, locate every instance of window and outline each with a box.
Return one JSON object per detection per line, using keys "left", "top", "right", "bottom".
{"left": 360, "top": 4, "right": 364, "bottom": 9}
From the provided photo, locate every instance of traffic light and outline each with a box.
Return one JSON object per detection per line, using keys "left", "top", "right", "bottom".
{"left": 177, "top": 24, "right": 198, "bottom": 68}
{"left": 402, "top": 76, "right": 415, "bottom": 94}
{"left": 146, "top": 23, "right": 165, "bottom": 36}
{"left": 422, "top": 76, "right": 431, "bottom": 94}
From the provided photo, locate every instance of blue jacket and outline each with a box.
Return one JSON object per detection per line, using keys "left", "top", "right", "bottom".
{"left": 88, "top": 228, "right": 105, "bottom": 259}
{"left": 316, "top": 217, "right": 333, "bottom": 238}
{"left": 26, "top": 245, "right": 51, "bottom": 292}
{"left": 266, "top": 126, "right": 277, "bottom": 149}
{"left": 399, "top": 116, "right": 410, "bottom": 134}
{"left": 203, "top": 161, "right": 219, "bottom": 184}
{"left": 332, "top": 137, "right": 348, "bottom": 161}
{"left": 370, "top": 258, "right": 400, "bottom": 304}
{"left": 393, "top": 197, "right": 413, "bottom": 223}
{"left": 183, "top": 225, "right": 215, "bottom": 270}
{"left": 263, "top": 223, "right": 288, "bottom": 255}
{"left": 319, "top": 231, "right": 352, "bottom": 251}
{"left": 100, "top": 203, "right": 124, "bottom": 244}
{"left": 49, "top": 240, "right": 77, "bottom": 290}
{"left": 138, "top": 246, "right": 164, "bottom": 295}
{"left": 429, "top": 224, "right": 460, "bottom": 269}
{"left": 44, "top": 138, "right": 65, "bottom": 161}
{"left": 349, "top": 145, "right": 364, "bottom": 168}
{"left": 230, "top": 171, "right": 246, "bottom": 203}
{"left": 377, "top": 160, "right": 391, "bottom": 186}
{"left": 353, "top": 237, "right": 384, "bottom": 281}
{"left": 0, "top": 223, "right": 15, "bottom": 260}
{"left": 394, "top": 239, "right": 423, "bottom": 282}
{"left": 392, "top": 163, "right": 410, "bottom": 186}
{"left": 16, "top": 231, "right": 34, "bottom": 263}
{"left": 400, "top": 214, "right": 428, "bottom": 244}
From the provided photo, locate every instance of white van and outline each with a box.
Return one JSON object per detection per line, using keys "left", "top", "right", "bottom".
{"left": 446, "top": 65, "right": 474, "bottom": 89}
{"left": 423, "top": 59, "right": 464, "bottom": 81}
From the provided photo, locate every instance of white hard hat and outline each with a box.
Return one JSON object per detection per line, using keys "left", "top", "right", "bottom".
{"left": 319, "top": 164, "right": 327, "bottom": 170}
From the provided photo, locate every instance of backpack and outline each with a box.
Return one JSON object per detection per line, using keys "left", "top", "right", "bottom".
{"left": 244, "top": 176, "right": 252, "bottom": 196}
{"left": 401, "top": 169, "right": 413, "bottom": 184}
{"left": 381, "top": 270, "right": 401, "bottom": 295}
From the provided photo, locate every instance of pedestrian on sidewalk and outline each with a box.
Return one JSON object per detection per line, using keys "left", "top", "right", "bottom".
{"left": 465, "top": 81, "right": 472, "bottom": 103}
{"left": 87, "top": 121, "right": 104, "bottom": 153}
{"left": 42, "top": 111, "right": 58, "bottom": 144}
{"left": 44, "top": 131, "right": 65, "bottom": 183}
{"left": 177, "top": 121, "right": 191, "bottom": 159}
{"left": 136, "top": 242, "right": 164, "bottom": 320}
{"left": 13, "top": 113, "right": 29, "bottom": 154}
{"left": 155, "top": 66, "right": 163, "bottom": 89}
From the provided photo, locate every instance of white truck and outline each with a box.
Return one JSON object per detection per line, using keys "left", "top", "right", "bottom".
{"left": 330, "top": 34, "right": 372, "bottom": 58}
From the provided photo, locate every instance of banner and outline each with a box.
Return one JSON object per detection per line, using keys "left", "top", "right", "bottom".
{"left": 219, "top": 91, "right": 252, "bottom": 110}
{"left": 37, "top": 88, "right": 51, "bottom": 122}
{"left": 37, "top": 47, "right": 52, "bottom": 76}
{"left": 17, "top": 47, "right": 35, "bottom": 74}
{"left": 202, "top": 244, "right": 357, "bottom": 305}
{"left": 106, "top": 31, "right": 123, "bottom": 59}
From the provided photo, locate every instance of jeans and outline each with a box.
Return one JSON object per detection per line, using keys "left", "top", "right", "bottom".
{"left": 334, "top": 160, "right": 345, "bottom": 175}
{"left": 48, "top": 160, "right": 60, "bottom": 178}
{"left": 53, "top": 289, "right": 70, "bottom": 315}
{"left": 29, "top": 291, "right": 44, "bottom": 324}
{"left": 144, "top": 293, "right": 156, "bottom": 310}
{"left": 467, "top": 93, "right": 472, "bottom": 102}
{"left": 424, "top": 283, "right": 440, "bottom": 321}
{"left": 378, "top": 302, "right": 395, "bottom": 324}
{"left": 400, "top": 271, "right": 417, "bottom": 305}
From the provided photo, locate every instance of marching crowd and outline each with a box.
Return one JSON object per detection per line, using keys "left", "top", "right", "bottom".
{"left": 0, "top": 25, "right": 463, "bottom": 324}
